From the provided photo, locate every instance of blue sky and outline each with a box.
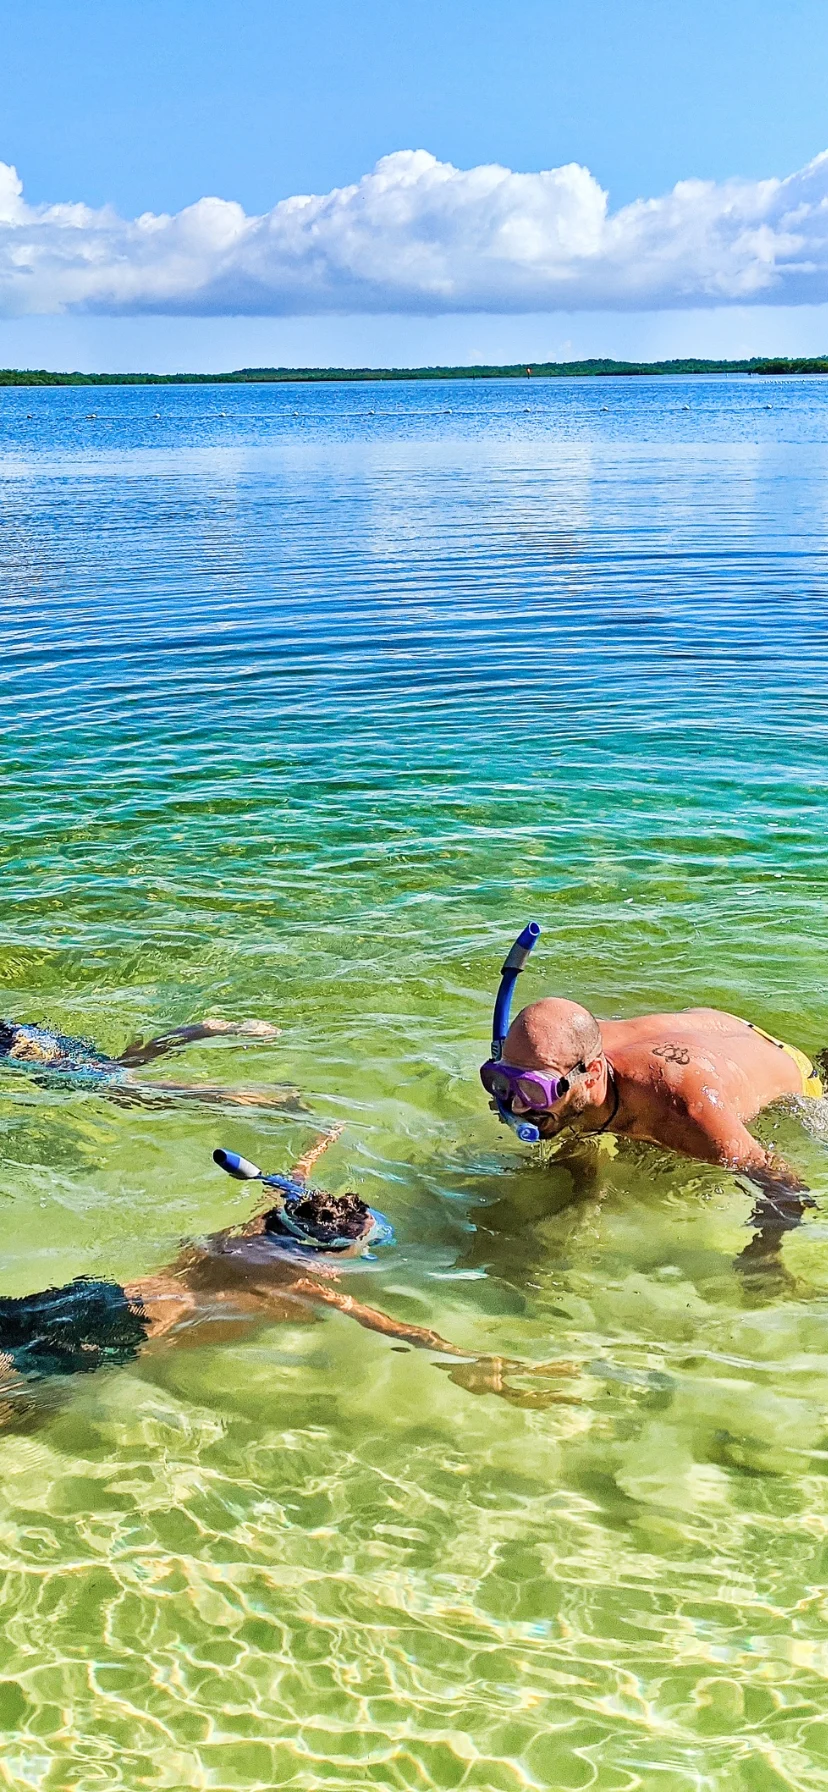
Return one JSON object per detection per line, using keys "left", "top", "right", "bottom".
{"left": 1, "top": 0, "right": 828, "bottom": 369}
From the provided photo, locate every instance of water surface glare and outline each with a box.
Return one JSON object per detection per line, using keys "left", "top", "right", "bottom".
{"left": 1, "top": 378, "right": 828, "bottom": 1790}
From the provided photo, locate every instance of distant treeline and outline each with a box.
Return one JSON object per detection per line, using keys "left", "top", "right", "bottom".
{"left": 0, "top": 357, "right": 827, "bottom": 386}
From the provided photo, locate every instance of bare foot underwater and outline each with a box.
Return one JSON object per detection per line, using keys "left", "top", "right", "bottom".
{"left": 480, "top": 924, "right": 826, "bottom": 1279}
{"left": 0, "top": 1129, "right": 576, "bottom": 1423}
{"left": 0, "top": 1016, "right": 302, "bottom": 1111}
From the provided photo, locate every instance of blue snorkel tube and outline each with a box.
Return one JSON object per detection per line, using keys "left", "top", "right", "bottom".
{"left": 490, "top": 921, "right": 542, "bottom": 1143}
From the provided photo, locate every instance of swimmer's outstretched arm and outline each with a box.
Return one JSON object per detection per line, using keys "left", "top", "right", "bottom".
{"left": 117, "top": 1018, "right": 280, "bottom": 1068}
{"left": 290, "top": 1125, "right": 345, "bottom": 1184}
{"left": 285, "top": 1279, "right": 475, "bottom": 1356}
{"left": 260, "top": 1278, "right": 578, "bottom": 1406}
{"left": 229, "top": 1129, "right": 346, "bottom": 1242}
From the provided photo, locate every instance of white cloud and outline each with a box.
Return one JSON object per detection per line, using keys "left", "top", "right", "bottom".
{"left": 2, "top": 148, "right": 828, "bottom": 317}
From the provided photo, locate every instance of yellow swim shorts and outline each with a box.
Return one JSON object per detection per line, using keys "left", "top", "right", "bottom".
{"left": 746, "top": 1022, "right": 824, "bottom": 1099}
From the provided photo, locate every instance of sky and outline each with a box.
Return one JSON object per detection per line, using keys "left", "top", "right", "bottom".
{"left": 1, "top": 0, "right": 828, "bottom": 370}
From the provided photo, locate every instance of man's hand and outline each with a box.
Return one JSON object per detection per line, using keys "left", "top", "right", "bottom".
{"left": 732, "top": 1152, "right": 814, "bottom": 1287}
{"left": 739, "top": 1153, "right": 812, "bottom": 1213}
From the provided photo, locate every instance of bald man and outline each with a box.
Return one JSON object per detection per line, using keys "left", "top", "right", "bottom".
{"left": 494, "top": 998, "right": 826, "bottom": 1273}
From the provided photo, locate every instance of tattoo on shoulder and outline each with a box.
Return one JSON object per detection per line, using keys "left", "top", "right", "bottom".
{"left": 651, "top": 1042, "right": 691, "bottom": 1065}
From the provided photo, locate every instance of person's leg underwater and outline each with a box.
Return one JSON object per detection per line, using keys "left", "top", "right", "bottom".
{"left": 116, "top": 1018, "right": 280, "bottom": 1067}
{"left": 114, "top": 1018, "right": 300, "bottom": 1110}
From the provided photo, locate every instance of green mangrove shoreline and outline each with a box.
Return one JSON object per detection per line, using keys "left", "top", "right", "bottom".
{"left": 0, "top": 355, "right": 827, "bottom": 386}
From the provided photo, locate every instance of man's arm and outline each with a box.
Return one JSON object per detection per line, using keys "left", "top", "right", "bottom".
{"left": 685, "top": 1091, "right": 809, "bottom": 1204}
{"left": 683, "top": 1089, "right": 814, "bottom": 1274}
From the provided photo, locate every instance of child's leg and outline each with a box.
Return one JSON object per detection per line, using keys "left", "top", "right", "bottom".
{"left": 113, "top": 1078, "right": 304, "bottom": 1111}
{"left": 123, "top": 1276, "right": 199, "bottom": 1341}
{"left": 117, "top": 1019, "right": 280, "bottom": 1068}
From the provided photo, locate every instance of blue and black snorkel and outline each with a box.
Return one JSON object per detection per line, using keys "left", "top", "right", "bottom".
{"left": 481, "top": 921, "right": 542, "bottom": 1143}
{"left": 213, "top": 1148, "right": 394, "bottom": 1253}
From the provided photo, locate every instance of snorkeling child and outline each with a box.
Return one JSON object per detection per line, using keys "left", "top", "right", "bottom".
{"left": 0, "top": 1129, "right": 575, "bottom": 1418}
{"left": 0, "top": 1016, "right": 301, "bottom": 1110}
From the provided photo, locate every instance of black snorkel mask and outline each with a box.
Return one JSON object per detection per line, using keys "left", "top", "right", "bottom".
{"left": 213, "top": 1148, "right": 394, "bottom": 1253}
{"left": 478, "top": 921, "right": 542, "bottom": 1143}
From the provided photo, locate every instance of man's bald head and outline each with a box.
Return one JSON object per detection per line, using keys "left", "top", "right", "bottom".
{"left": 504, "top": 998, "right": 603, "bottom": 1072}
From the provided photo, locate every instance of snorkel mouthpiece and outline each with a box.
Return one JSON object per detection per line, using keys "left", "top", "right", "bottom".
{"left": 510, "top": 1114, "right": 542, "bottom": 1144}
{"left": 487, "top": 921, "right": 542, "bottom": 1144}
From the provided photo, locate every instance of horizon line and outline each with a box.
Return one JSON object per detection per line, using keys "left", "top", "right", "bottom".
{"left": 1, "top": 354, "right": 828, "bottom": 386}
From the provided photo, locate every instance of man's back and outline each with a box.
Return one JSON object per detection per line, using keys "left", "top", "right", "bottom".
{"left": 591, "top": 1010, "right": 810, "bottom": 1161}
{"left": 600, "top": 1007, "right": 804, "bottom": 1128}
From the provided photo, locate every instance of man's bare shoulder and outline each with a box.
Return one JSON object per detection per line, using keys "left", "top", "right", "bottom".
{"left": 600, "top": 1012, "right": 741, "bottom": 1107}
{"left": 600, "top": 1011, "right": 752, "bottom": 1073}
{"left": 604, "top": 1036, "right": 722, "bottom": 1102}
{"left": 600, "top": 1008, "right": 746, "bottom": 1047}
{"left": 600, "top": 1007, "right": 801, "bottom": 1123}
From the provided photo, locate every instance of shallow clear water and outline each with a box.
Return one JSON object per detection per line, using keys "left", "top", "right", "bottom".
{"left": 1, "top": 376, "right": 828, "bottom": 1790}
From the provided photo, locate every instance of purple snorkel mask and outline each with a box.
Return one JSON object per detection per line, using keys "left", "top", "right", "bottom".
{"left": 480, "top": 1059, "right": 589, "bottom": 1119}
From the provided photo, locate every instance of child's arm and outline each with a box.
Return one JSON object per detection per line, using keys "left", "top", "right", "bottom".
{"left": 230, "top": 1129, "right": 346, "bottom": 1239}
{"left": 255, "top": 1276, "right": 579, "bottom": 1405}
{"left": 286, "top": 1278, "right": 474, "bottom": 1355}
{"left": 290, "top": 1125, "right": 345, "bottom": 1184}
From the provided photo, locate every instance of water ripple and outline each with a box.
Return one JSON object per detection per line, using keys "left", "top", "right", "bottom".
{"left": 0, "top": 379, "right": 827, "bottom": 1789}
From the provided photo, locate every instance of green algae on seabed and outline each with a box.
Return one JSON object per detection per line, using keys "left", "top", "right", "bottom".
{"left": 0, "top": 378, "right": 826, "bottom": 1789}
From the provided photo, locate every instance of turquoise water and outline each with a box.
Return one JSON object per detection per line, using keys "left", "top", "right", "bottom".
{"left": 1, "top": 376, "right": 828, "bottom": 1790}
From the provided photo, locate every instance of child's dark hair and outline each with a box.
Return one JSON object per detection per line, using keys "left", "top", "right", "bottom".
{"left": 264, "top": 1186, "right": 371, "bottom": 1244}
